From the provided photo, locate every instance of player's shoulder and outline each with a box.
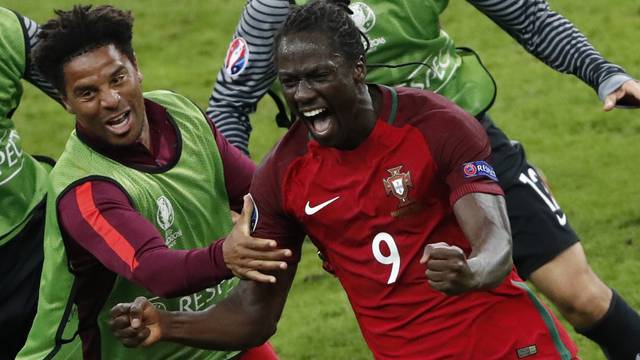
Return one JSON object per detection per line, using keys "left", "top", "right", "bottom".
{"left": 255, "top": 120, "right": 310, "bottom": 180}
{"left": 391, "top": 85, "right": 478, "bottom": 131}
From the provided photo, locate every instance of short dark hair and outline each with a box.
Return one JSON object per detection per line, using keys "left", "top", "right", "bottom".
{"left": 33, "top": 5, "right": 135, "bottom": 94}
{"left": 275, "top": 0, "right": 364, "bottom": 65}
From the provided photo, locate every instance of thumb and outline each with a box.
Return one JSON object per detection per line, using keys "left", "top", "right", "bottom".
{"left": 130, "top": 297, "right": 148, "bottom": 328}
{"left": 237, "top": 194, "right": 256, "bottom": 234}
{"left": 603, "top": 94, "right": 617, "bottom": 111}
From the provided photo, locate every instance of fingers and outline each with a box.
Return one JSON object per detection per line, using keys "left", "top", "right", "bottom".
{"left": 239, "top": 269, "right": 278, "bottom": 283}
{"left": 420, "top": 243, "right": 463, "bottom": 263}
{"left": 113, "top": 325, "right": 152, "bottom": 348}
{"left": 419, "top": 242, "right": 450, "bottom": 263}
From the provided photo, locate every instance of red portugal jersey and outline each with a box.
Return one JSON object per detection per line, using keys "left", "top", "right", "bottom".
{"left": 250, "top": 85, "right": 577, "bottom": 359}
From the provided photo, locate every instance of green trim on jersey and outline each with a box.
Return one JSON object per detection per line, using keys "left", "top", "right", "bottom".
{"left": 0, "top": 8, "right": 49, "bottom": 244}
{"left": 512, "top": 281, "right": 573, "bottom": 360}
{"left": 381, "top": 85, "right": 398, "bottom": 125}
{"left": 18, "top": 90, "right": 239, "bottom": 360}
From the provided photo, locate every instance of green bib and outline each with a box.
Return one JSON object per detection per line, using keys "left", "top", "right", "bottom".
{"left": 352, "top": 0, "right": 496, "bottom": 115}
{"left": 19, "top": 90, "right": 239, "bottom": 360}
{"left": 0, "top": 8, "right": 49, "bottom": 245}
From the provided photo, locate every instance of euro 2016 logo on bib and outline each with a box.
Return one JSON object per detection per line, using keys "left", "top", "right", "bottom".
{"left": 156, "top": 196, "right": 174, "bottom": 231}
{"left": 156, "top": 195, "right": 183, "bottom": 247}
{"left": 224, "top": 37, "right": 249, "bottom": 77}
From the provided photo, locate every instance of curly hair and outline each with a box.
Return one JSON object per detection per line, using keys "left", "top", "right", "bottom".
{"left": 276, "top": 0, "right": 364, "bottom": 65}
{"left": 33, "top": 5, "right": 135, "bottom": 94}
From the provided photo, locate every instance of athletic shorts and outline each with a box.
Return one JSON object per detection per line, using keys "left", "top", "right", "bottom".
{"left": 505, "top": 164, "right": 580, "bottom": 280}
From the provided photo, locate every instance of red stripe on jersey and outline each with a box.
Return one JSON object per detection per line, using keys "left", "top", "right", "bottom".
{"left": 75, "top": 182, "right": 140, "bottom": 271}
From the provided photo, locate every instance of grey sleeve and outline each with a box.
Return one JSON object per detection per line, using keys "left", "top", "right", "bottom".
{"left": 467, "top": 0, "right": 630, "bottom": 100}
{"left": 20, "top": 14, "right": 62, "bottom": 104}
{"left": 205, "top": 0, "right": 291, "bottom": 155}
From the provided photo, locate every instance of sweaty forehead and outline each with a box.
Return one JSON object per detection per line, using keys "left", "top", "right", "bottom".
{"left": 277, "top": 31, "right": 339, "bottom": 59}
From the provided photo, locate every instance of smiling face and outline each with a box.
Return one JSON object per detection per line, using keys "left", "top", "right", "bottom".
{"left": 277, "top": 31, "right": 372, "bottom": 150}
{"left": 61, "top": 44, "right": 149, "bottom": 149}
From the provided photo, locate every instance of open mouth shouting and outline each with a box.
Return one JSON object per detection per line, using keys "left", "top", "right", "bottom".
{"left": 301, "top": 107, "right": 333, "bottom": 139}
{"left": 105, "top": 110, "right": 132, "bottom": 136}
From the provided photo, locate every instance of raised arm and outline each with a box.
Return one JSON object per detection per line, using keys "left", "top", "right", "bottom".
{"left": 206, "top": 0, "right": 290, "bottom": 155}
{"left": 111, "top": 263, "right": 297, "bottom": 349}
{"left": 19, "top": 13, "right": 62, "bottom": 104}
{"left": 468, "top": 0, "right": 640, "bottom": 109}
{"left": 453, "top": 192, "right": 512, "bottom": 289}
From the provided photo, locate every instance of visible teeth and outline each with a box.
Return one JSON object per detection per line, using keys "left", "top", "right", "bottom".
{"left": 303, "top": 108, "right": 325, "bottom": 117}
{"left": 110, "top": 112, "right": 129, "bottom": 127}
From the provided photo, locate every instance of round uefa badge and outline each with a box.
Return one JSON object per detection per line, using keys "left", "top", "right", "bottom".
{"left": 463, "top": 163, "right": 478, "bottom": 177}
{"left": 156, "top": 196, "right": 175, "bottom": 231}
{"left": 349, "top": 2, "right": 376, "bottom": 33}
{"left": 224, "top": 37, "right": 250, "bottom": 77}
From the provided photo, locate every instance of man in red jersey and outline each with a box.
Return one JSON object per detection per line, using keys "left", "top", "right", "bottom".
{"left": 110, "top": 2, "right": 578, "bottom": 358}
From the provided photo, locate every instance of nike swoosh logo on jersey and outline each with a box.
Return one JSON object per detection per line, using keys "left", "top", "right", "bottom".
{"left": 305, "top": 196, "right": 340, "bottom": 215}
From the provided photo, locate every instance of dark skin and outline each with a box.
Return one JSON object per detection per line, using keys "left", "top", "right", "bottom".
{"left": 109, "top": 31, "right": 513, "bottom": 349}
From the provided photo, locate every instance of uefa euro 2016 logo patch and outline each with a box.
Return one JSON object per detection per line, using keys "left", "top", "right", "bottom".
{"left": 462, "top": 161, "right": 498, "bottom": 181}
{"left": 224, "top": 37, "right": 249, "bottom": 77}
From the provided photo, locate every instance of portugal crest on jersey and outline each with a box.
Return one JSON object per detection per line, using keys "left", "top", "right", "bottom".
{"left": 383, "top": 165, "right": 413, "bottom": 207}
{"left": 224, "top": 37, "right": 249, "bottom": 77}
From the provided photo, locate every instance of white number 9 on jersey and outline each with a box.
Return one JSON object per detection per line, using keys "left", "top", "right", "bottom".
{"left": 372, "top": 232, "right": 401, "bottom": 284}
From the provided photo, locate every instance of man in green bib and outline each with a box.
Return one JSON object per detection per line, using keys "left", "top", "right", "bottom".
{"left": 17, "top": 5, "right": 286, "bottom": 359}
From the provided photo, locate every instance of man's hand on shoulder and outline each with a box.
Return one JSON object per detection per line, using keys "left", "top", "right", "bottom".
{"left": 109, "top": 297, "right": 162, "bottom": 348}
{"left": 604, "top": 79, "right": 640, "bottom": 111}
{"left": 223, "top": 195, "right": 292, "bottom": 283}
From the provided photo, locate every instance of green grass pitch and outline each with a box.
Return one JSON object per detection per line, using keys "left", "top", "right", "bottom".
{"left": 5, "top": 0, "right": 640, "bottom": 358}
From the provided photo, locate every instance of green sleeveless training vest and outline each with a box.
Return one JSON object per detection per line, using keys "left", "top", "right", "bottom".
{"left": 18, "top": 90, "right": 239, "bottom": 360}
{"left": 353, "top": 0, "right": 496, "bottom": 115}
{"left": 0, "top": 8, "right": 50, "bottom": 245}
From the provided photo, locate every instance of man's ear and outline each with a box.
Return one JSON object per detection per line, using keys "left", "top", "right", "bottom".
{"left": 353, "top": 56, "right": 367, "bottom": 84}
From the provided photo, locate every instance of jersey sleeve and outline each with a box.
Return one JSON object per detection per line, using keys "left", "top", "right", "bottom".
{"left": 468, "top": 0, "right": 627, "bottom": 94}
{"left": 415, "top": 107, "right": 504, "bottom": 205}
{"left": 58, "top": 179, "right": 232, "bottom": 298}
{"left": 18, "top": 13, "right": 62, "bottom": 104}
{"left": 249, "top": 152, "right": 306, "bottom": 262}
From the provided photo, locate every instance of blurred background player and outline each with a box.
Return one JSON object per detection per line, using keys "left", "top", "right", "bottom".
{"left": 206, "top": 1, "right": 640, "bottom": 358}
{"left": 17, "top": 5, "right": 284, "bottom": 359}
{"left": 0, "top": 6, "right": 61, "bottom": 360}
{"left": 109, "top": 3, "right": 579, "bottom": 358}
